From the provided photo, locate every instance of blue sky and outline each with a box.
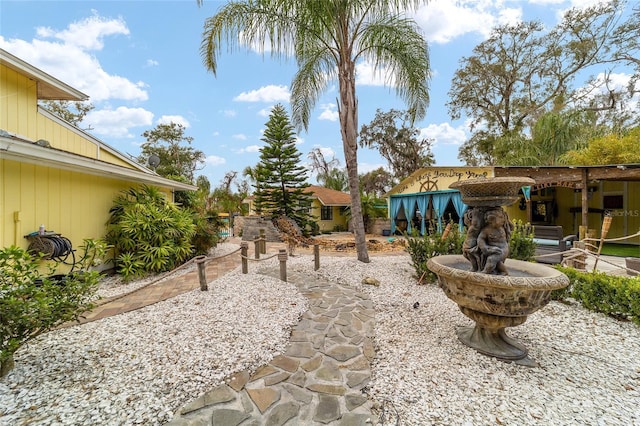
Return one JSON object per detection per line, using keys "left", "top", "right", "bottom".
{"left": 1, "top": 0, "right": 633, "bottom": 189}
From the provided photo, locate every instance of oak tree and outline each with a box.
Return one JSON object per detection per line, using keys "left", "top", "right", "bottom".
{"left": 138, "top": 122, "right": 205, "bottom": 183}
{"left": 359, "top": 108, "right": 435, "bottom": 181}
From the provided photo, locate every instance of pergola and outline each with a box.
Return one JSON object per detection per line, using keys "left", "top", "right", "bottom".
{"left": 493, "top": 164, "right": 640, "bottom": 229}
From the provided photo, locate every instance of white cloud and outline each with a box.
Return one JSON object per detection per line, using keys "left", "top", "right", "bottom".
{"left": 576, "top": 72, "right": 640, "bottom": 112}
{"left": 295, "top": 136, "right": 304, "bottom": 145}
{"left": 311, "top": 146, "right": 337, "bottom": 160}
{"left": 318, "top": 104, "right": 339, "bottom": 121}
{"left": 358, "top": 162, "right": 388, "bottom": 174}
{"left": 157, "top": 115, "right": 190, "bottom": 127}
{"left": 234, "top": 85, "right": 290, "bottom": 102}
{"left": 258, "top": 107, "right": 273, "bottom": 117}
{"left": 355, "top": 61, "right": 395, "bottom": 86}
{"left": 568, "top": 0, "right": 606, "bottom": 9}
{"left": 35, "top": 12, "right": 129, "bottom": 50}
{"left": 145, "top": 59, "right": 159, "bottom": 67}
{"left": 528, "top": 0, "right": 564, "bottom": 4}
{"left": 238, "top": 145, "right": 261, "bottom": 153}
{"left": 0, "top": 14, "right": 147, "bottom": 102}
{"left": 419, "top": 122, "right": 468, "bottom": 147}
{"left": 205, "top": 155, "right": 226, "bottom": 166}
{"left": 233, "top": 134, "right": 247, "bottom": 140}
{"left": 223, "top": 109, "right": 237, "bottom": 117}
{"left": 84, "top": 107, "right": 154, "bottom": 138}
{"left": 414, "top": 1, "right": 522, "bottom": 44}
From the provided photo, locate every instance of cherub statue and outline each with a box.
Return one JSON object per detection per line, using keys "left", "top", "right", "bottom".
{"left": 462, "top": 208, "right": 484, "bottom": 272}
{"left": 476, "top": 208, "right": 513, "bottom": 275}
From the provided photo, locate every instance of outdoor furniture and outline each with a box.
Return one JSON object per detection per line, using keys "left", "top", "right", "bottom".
{"left": 533, "top": 225, "right": 577, "bottom": 265}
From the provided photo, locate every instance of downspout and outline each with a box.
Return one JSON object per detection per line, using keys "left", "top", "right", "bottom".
{"left": 13, "top": 211, "right": 21, "bottom": 246}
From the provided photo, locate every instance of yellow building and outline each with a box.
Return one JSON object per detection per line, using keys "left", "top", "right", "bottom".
{"left": 386, "top": 165, "right": 640, "bottom": 247}
{"left": 385, "top": 166, "right": 494, "bottom": 234}
{"left": 0, "top": 49, "right": 196, "bottom": 262}
{"left": 306, "top": 185, "right": 351, "bottom": 232}
{"left": 495, "top": 165, "right": 640, "bottom": 243}
{"left": 243, "top": 185, "right": 351, "bottom": 232}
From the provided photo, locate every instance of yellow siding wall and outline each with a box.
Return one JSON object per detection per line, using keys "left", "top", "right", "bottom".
{"left": 505, "top": 182, "right": 640, "bottom": 243}
{"left": 2, "top": 158, "right": 133, "bottom": 248}
{"left": 597, "top": 181, "right": 639, "bottom": 241}
{"left": 36, "top": 112, "right": 94, "bottom": 157}
{"left": 1, "top": 65, "right": 38, "bottom": 137}
{"left": 552, "top": 183, "right": 640, "bottom": 240}
{"left": 1, "top": 62, "right": 180, "bottom": 271}
{"left": 390, "top": 167, "right": 494, "bottom": 195}
{"left": 505, "top": 203, "right": 528, "bottom": 224}
{"left": 99, "top": 150, "right": 135, "bottom": 167}
{"left": 309, "top": 200, "right": 348, "bottom": 232}
{"left": 1, "top": 64, "right": 137, "bottom": 169}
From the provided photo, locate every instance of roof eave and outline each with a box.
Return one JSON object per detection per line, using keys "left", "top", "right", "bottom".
{"left": 0, "top": 48, "right": 88, "bottom": 101}
{"left": 37, "top": 106, "right": 151, "bottom": 173}
{"left": 0, "top": 136, "right": 197, "bottom": 191}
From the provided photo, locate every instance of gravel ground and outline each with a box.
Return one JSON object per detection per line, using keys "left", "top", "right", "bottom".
{"left": 1, "top": 248, "right": 639, "bottom": 425}
{"left": 0, "top": 244, "right": 307, "bottom": 425}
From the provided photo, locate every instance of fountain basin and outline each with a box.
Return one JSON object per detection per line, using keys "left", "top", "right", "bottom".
{"left": 450, "top": 177, "right": 535, "bottom": 207}
{"left": 427, "top": 254, "right": 569, "bottom": 363}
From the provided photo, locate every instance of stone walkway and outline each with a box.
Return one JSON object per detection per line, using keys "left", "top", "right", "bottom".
{"left": 166, "top": 268, "right": 376, "bottom": 426}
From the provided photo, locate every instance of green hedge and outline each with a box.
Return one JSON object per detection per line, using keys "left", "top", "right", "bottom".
{"left": 554, "top": 266, "right": 640, "bottom": 325}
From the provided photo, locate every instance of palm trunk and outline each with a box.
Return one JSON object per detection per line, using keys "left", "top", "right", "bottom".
{"left": 339, "top": 61, "right": 370, "bottom": 263}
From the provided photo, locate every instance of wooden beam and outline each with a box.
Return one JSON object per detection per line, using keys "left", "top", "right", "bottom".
{"left": 494, "top": 165, "right": 640, "bottom": 184}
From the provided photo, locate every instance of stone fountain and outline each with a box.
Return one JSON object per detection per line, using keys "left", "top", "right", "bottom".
{"left": 426, "top": 177, "right": 569, "bottom": 366}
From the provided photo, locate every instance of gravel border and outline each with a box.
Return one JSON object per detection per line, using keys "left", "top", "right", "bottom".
{"left": 0, "top": 250, "right": 307, "bottom": 425}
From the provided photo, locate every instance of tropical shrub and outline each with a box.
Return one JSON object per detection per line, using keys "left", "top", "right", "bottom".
{"left": 106, "top": 185, "right": 196, "bottom": 279}
{"left": 192, "top": 209, "right": 223, "bottom": 256}
{"left": 553, "top": 266, "right": 640, "bottom": 325}
{"left": 406, "top": 221, "right": 465, "bottom": 283}
{"left": 509, "top": 219, "right": 536, "bottom": 261}
{"left": 0, "top": 246, "right": 100, "bottom": 377}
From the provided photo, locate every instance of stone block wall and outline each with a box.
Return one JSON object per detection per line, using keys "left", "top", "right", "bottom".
{"left": 235, "top": 216, "right": 282, "bottom": 242}
{"left": 369, "top": 218, "right": 391, "bottom": 235}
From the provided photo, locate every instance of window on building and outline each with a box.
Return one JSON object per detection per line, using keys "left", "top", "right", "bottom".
{"left": 603, "top": 194, "right": 623, "bottom": 210}
{"left": 321, "top": 206, "right": 333, "bottom": 220}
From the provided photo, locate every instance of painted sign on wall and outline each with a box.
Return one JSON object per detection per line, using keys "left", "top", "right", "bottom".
{"left": 389, "top": 167, "right": 494, "bottom": 195}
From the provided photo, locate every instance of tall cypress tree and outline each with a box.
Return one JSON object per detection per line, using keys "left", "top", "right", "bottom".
{"left": 253, "top": 104, "right": 312, "bottom": 228}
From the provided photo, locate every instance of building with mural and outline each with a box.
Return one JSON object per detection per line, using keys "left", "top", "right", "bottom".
{"left": 385, "top": 167, "right": 494, "bottom": 235}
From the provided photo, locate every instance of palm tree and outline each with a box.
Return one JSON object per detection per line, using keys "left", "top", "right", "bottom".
{"left": 199, "top": 0, "right": 431, "bottom": 262}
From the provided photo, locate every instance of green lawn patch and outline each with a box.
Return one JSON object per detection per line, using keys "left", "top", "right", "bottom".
{"left": 599, "top": 243, "right": 640, "bottom": 258}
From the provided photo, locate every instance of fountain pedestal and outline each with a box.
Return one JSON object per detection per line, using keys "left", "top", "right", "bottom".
{"left": 427, "top": 177, "right": 569, "bottom": 365}
{"left": 458, "top": 307, "right": 528, "bottom": 360}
